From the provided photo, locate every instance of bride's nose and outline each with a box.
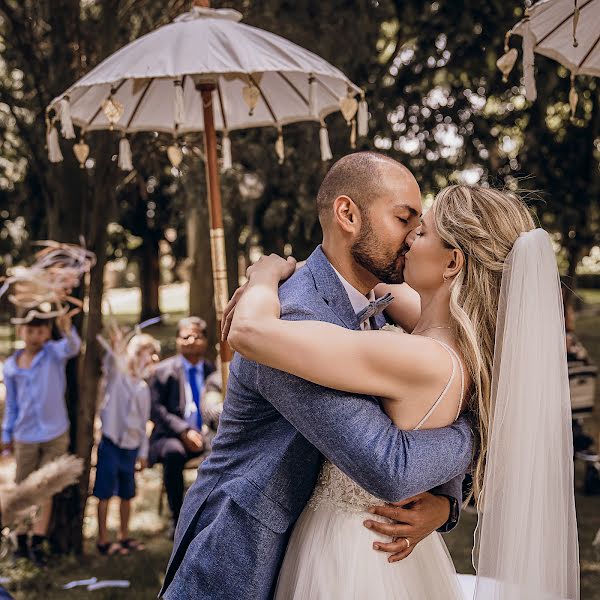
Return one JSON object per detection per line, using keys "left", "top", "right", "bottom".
{"left": 405, "top": 230, "right": 417, "bottom": 248}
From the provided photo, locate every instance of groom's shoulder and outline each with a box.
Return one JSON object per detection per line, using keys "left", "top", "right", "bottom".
{"left": 278, "top": 265, "right": 324, "bottom": 319}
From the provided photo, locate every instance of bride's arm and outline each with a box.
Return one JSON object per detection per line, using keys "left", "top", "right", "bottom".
{"left": 374, "top": 283, "right": 421, "bottom": 333}
{"left": 227, "top": 258, "right": 446, "bottom": 400}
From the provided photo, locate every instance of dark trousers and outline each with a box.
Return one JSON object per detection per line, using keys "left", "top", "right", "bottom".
{"left": 152, "top": 437, "right": 202, "bottom": 522}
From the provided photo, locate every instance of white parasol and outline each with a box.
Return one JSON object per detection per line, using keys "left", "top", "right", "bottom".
{"left": 497, "top": 0, "right": 600, "bottom": 117}
{"left": 46, "top": 1, "right": 368, "bottom": 384}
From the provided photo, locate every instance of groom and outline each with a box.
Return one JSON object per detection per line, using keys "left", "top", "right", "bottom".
{"left": 160, "top": 152, "right": 472, "bottom": 599}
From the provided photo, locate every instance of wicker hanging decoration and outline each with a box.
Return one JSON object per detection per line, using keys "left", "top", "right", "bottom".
{"left": 497, "top": 32, "right": 518, "bottom": 83}
{"left": 167, "top": 144, "right": 183, "bottom": 168}
{"left": 102, "top": 95, "right": 125, "bottom": 130}
{"left": 340, "top": 89, "right": 359, "bottom": 149}
{"left": 242, "top": 81, "right": 260, "bottom": 116}
{"left": 339, "top": 92, "right": 358, "bottom": 124}
{"left": 73, "top": 138, "right": 90, "bottom": 168}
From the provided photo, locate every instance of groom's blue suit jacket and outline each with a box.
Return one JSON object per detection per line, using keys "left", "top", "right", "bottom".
{"left": 160, "top": 246, "right": 473, "bottom": 600}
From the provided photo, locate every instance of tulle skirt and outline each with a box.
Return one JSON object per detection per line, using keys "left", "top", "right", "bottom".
{"left": 275, "top": 503, "right": 465, "bottom": 600}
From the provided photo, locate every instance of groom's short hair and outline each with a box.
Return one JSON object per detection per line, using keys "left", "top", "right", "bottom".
{"left": 316, "top": 152, "right": 408, "bottom": 225}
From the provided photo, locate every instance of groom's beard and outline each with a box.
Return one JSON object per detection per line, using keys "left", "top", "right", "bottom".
{"left": 351, "top": 216, "right": 406, "bottom": 284}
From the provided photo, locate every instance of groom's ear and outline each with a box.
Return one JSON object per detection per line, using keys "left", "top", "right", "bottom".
{"left": 333, "top": 195, "right": 361, "bottom": 233}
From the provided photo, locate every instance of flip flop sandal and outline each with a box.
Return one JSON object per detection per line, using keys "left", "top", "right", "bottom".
{"left": 119, "top": 538, "right": 145, "bottom": 552}
{"left": 97, "top": 542, "right": 128, "bottom": 556}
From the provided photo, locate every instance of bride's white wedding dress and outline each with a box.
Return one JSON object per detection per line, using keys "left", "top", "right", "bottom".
{"left": 275, "top": 338, "right": 465, "bottom": 600}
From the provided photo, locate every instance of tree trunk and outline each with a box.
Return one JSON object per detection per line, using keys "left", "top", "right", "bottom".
{"left": 48, "top": 134, "right": 115, "bottom": 554}
{"left": 187, "top": 197, "right": 217, "bottom": 361}
{"left": 139, "top": 235, "right": 161, "bottom": 321}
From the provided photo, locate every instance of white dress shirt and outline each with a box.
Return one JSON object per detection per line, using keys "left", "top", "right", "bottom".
{"left": 331, "top": 266, "right": 375, "bottom": 330}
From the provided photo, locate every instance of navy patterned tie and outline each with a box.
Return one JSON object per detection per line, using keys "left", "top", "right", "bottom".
{"left": 356, "top": 293, "right": 394, "bottom": 326}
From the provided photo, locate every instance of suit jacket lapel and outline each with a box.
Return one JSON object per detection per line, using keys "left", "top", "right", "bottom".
{"left": 306, "top": 246, "right": 361, "bottom": 331}
{"left": 176, "top": 356, "right": 187, "bottom": 414}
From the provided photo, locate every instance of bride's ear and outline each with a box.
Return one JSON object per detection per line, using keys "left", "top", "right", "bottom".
{"left": 444, "top": 248, "right": 465, "bottom": 280}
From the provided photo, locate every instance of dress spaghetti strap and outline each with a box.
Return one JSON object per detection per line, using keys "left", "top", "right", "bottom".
{"left": 413, "top": 339, "right": 465, "bottom": 430}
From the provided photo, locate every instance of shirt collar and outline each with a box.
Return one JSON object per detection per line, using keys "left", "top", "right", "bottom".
{"left": 180, "top": 355, "right": 204, "bottom": 372}
{"left": 330, "top": 265, "right": 375, "bottom": 317}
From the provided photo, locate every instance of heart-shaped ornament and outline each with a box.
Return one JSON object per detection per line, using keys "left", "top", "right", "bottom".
{"left": 102, "top": 97, "right": 125, "bottom": 125}
{"left": 339, "top": 95, "right": 358, "bottom": 123}
{"left": 496, "top": 48, "right": 518, "bottom": 82}
{"left": 242, "top": 85, "right": 261, "bottom": 116}
{"left": 73, "top": 140, "right": 90, "bottom": 168}
{"left": 167, "top": 144, "right": 183, "bottom": 168}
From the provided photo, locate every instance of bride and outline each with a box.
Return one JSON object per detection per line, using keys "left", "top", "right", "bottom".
{"left": 224, "top": 184, "right": 579, "bottom": 600}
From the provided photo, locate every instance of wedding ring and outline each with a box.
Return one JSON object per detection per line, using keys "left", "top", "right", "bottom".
{"left": 403, "top": 537, "right": 410, "bottom": 549}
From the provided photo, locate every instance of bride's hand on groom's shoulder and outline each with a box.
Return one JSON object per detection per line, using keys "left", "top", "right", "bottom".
{"left": 363, "top": 492, "right": 451, "bottom": 563}
{"left": 246, "top": 254, "right": 297, "bottom": 283}
{"left": 221, "top": 254, "right": 297, "bottom": 341}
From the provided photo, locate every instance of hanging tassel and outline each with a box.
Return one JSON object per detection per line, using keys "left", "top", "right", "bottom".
{"left": 522, "top": 20, "right": 537, "bottom": 102}
{"left": 59, "top": 97, "right": 75, "bottom": 139}
{"left": 118, "top": 136, "right": 133, "bottom": 171}
{"left": 275, "top": 128, "right": 285, "bottom": 164}
{"left": 357, "top": 92, "right": 369, "bottom": 137}
{"left": 47, "top": 125, "right": 63, "bottom": 163}
{"left": 174, "top": 80, "right": 185, "bottom": 125}
{"left": 308, "top": 74, "right": 317, "bottom": 116}
{"left": 221, "top": 131, "right": 232, "bottom": 171}
{"left": 569, "top": 74, "right": 578, "bottom": 121}
{"left": 573, "top": 0, "right": 580, "bottom": 47}
{"left": 350, "top": 119, "right": 357, "bottom": 149}
{"left": 319, "top": 122, "right": 333, "bottom": 161}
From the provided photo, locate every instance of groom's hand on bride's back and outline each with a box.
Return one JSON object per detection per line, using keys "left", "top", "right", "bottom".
{"left": 363, "top": 492, "right": 451, "bottom": 563}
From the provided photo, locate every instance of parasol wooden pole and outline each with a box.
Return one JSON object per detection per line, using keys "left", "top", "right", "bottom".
{"left": 198, "top": 74, "right": 232, "bottom": 389}
{"left": 195, "top": 0, "right": 231, "bottom": 389}
{"left": 199, "top": 84, "right": 232, "bottom": 390}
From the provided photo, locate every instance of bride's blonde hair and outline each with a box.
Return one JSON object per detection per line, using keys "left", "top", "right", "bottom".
{"left": 432, "top": 185, "right": 535, "bottom": 505}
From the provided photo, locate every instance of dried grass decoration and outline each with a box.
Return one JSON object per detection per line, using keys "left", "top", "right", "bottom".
{"left": 0, "top": 241, "right": 96, "bottom": 324}
{"left": 0, "top": 455, "right": 84, "bottom": 559}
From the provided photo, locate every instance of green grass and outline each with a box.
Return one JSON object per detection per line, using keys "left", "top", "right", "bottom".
{"left": 580, "top": 288, "right": 600, "bottom": 306}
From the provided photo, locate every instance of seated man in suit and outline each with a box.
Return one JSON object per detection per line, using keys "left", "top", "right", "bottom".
{"left": 148, "top": 317, "right": 216, "bottom": 533}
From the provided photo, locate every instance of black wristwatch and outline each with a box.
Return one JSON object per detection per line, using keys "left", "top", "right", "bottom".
{"left": 437, "top": 495, "right": 460, "bottom": 533}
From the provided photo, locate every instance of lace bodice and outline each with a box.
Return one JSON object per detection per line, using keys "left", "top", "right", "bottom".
{"left": 308, "top": 461, "right": 380, "bottom": 514}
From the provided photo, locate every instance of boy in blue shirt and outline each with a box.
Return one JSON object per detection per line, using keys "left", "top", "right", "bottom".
{"left": 1, "top": 313, "right": 81, "bottom": 564}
